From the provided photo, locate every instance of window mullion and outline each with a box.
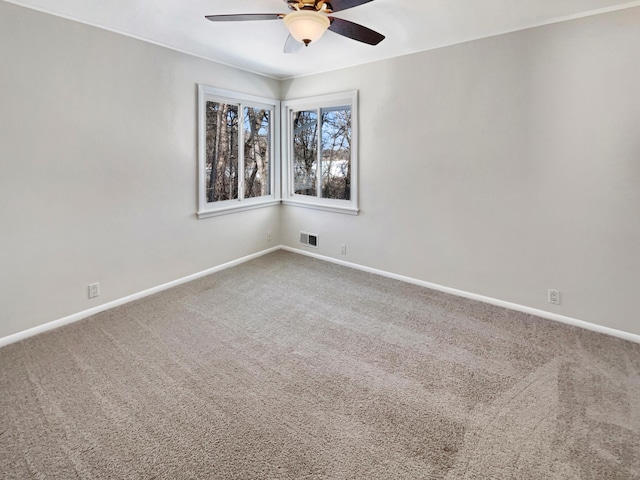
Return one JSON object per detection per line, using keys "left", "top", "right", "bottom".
{"left": 288, "top": 109, "right": 293, "bottom": 198}
{"left": 281, "top": 90, "right": 358, "bottom": 214}
{"left": 290, "top": 109, "right": 297, "bottom": 198}
{"left": 316, "top": 108, "right": 322, "bottom": 199}
{"left": 198, "top": 85, "right": 279, "bottom": 218}
{"left": 238, "top": 103, "right": 245, "bottom": 201}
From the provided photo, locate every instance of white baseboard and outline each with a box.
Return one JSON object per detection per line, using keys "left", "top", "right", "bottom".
{"left": 0, "top": 247, "right": 281, "bottom": 349}
{"left": 281, "top": 246, "right": 640, "bottom": 345}
{"left": 3, "top": 244, "right": 639, "bottom": 348}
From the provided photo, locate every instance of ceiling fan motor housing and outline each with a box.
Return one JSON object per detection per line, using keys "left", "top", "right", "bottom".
{"left": 286, "top": 1, "right": 333, "bottom": 13}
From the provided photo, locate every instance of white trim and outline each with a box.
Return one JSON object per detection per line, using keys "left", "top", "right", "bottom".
{"left": 0, "top": 247, "right": 280, "bottom": 349}
{"left": 280, "top": 1, "right": 640, "bottom": 80}
{"left": 282, "top": 90, "right": 358, "bottom": 214}
{"left": 280, "top": 246, "right": 640, "bottom": 345}
{"left": 197, "top": 85, "right": 280, "bottom": 218}
{"left": 197, "top": 199, "right": 280, "bottom": 218}
{"left": 3, "top": 244, "right": 639, "bottom": 349}
{"left": 6, "top": 0, "right": 640, "bottom": 81}
{"left": 281, "top": 199, "right": 358, "bottom": 215}
{"left": 282, "top": 90, "right": 359, "bottom": 110}
{"left": 2, "top": 0, "right": 283, "bottom": 81}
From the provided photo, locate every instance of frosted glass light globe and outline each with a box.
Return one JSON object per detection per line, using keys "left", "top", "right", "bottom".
{"left": 284, "top": 10, "right": 330, "bottom": 46}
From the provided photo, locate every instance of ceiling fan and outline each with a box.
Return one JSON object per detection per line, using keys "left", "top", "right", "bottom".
{"left": 205, "top": 0, "right": 385, "bottom": 53}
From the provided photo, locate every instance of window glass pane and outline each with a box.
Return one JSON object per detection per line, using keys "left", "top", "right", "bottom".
{"left": 243, "top": 107, "right": 270, "bottom": 199}
{"left": 321, "top": 107, "right": 351, "bottom": 200}
{"left": 293, "top": 110, "right": 318, "bottom": 197}
{"left": 205, "top": 101, "right": 239, "bottom": 202}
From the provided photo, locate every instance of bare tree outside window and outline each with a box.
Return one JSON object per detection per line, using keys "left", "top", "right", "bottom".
{"left": 205, "top": 102, "right": 271, "bottom": 203}
{"left": 244, "top": 107, "right": 270, "bottom": 199}
{"left": 206, "top": 101, "right": 239, "bottom": 202}
{"left": 293, "top": 110, "right": 318, "bottom": 197}
{"left": 198, "top": 85, "right": 278, "bottom": 218}
{"left": 292, "top": 107, "right": 351, "bottom": 200}
{"left": 201, "top": 88, "right": 355, "bottom": 217}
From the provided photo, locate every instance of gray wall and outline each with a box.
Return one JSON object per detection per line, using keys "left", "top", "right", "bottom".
{"left": 2, "top": 2, "right": 638, "bottom": 340}
{"left": 280, "top": 7, "right": 640, "bottom": 335}
{"left": 0, "top": 2, "right": 281, "bottom": 338}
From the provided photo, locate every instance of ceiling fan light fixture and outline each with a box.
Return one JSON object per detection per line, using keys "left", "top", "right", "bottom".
{"left": 283, "top": 10, "right": 330, "bottom": 46}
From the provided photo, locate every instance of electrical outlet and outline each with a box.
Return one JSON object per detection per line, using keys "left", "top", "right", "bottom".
{"left": 340, "top": 244, "right": 347, "bottom": 255}
{"left": 267, "top": 231, "right": 272, "bottom": 242}
{"left": 548, "top": 289, "right": 560, "bottom": 305}
{"left": 88, "top": 282, "right": 100, "bottom": 299}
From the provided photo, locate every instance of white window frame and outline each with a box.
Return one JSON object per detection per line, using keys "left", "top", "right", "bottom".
{"left": 282, "top": 90, "right": 358, "bottom": 215}
{"left": 197, "top": 85, "right": 280, "bottom": 218}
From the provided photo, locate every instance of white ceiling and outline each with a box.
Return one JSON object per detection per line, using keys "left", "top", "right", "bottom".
{"left": 6, "top": 0, "right": 639, "bottom": 78}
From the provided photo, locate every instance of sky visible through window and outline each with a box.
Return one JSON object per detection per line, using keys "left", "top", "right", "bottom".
{"left": 293, "top": 106, "right": 351, "bottom": 200}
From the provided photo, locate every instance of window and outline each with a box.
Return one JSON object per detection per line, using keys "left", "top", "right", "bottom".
{"left": 282, "top": 91, "right": 358, "bottom": 215}
{"left": 198, "top": 86, "right": 280, "bottom": 218}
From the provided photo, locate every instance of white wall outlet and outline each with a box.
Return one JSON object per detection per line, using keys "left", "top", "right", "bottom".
{"left": 548, "top": 289, "right": 560, "bottom": 305}
{"left": 267, "top": 230, "right": 272, "bottom": 242}
{"left": 340, "top": 244, "right": 347, "bottom": 255}
{"left": 88, "top": 282, "right": 100, "bottom": 299}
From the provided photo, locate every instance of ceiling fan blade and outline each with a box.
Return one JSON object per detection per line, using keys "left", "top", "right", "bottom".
{"left": 325, "top": 0, "right": 374, "bottom": 13}
{"left": 284, "top": 34, "right": 303, "bottom": 54}
{"left": 205, "top": 14, "right": 284, "bottom": 22}
{"left": 327, "top": 17, "right": 385, "bottom": 45}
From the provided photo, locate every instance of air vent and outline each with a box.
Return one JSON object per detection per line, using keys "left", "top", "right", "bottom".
{"left": 299, "top": 231, "right": 318, "bottom": 248}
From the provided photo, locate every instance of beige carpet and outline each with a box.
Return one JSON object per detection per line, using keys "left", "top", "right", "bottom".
{"left": 1, "top": 250, "right": 639, "bottom": 479}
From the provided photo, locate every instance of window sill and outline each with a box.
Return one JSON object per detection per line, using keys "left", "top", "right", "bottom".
{"left": 282, "top": 199, "right": 359, "bottom": 216}
{"left": 197, "top": 199, "right": 280, "bottom": 219}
